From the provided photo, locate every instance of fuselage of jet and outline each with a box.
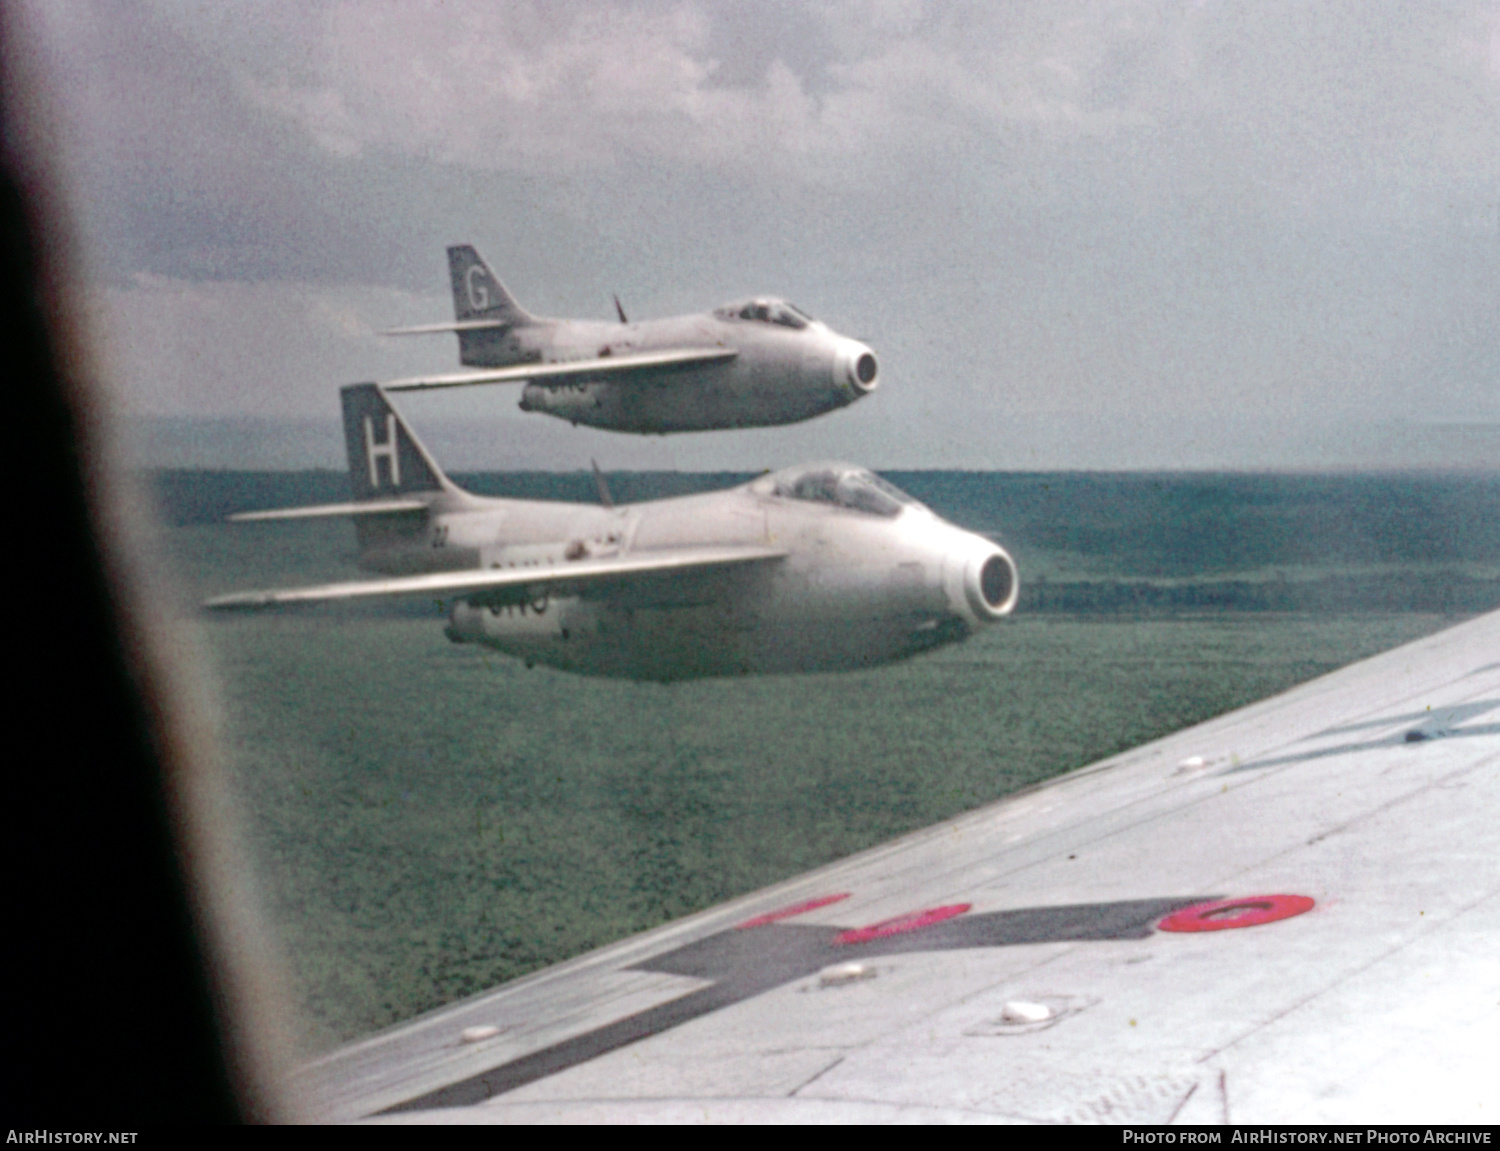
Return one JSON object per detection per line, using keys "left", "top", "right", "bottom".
{"left": 472, "top": 307, "right": 875, "bottom": 433}
{"left": 385, "top": 467, "right": 1014, "bottom": 680}
{"left": 210, "top": 386, "right": 1015, "bottom": 683}
{"left": 382, "top": 247, "right": 880, "bottom": 434}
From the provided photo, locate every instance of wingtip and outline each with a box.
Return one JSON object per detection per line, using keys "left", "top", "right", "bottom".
{"left": 203, "top": 592, "right": 273, "bottom": 612}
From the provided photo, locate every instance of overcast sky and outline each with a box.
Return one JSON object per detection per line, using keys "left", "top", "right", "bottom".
{"left": 12, "top": 1, "right": 1500, "bottom": 469}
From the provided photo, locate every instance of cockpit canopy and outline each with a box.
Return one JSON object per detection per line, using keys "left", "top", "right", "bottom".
{"left": 713, "top": 297, "right": 816, "bottom": 330}
{"left": 760, "top": 463, "right": 921, "bottom": 518}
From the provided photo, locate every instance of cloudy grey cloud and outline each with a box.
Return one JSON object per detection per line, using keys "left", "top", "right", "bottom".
{"left": 15, "top": 0, "right": 1500, "bottom": 468}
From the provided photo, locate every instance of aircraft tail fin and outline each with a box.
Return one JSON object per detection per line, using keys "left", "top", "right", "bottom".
{"left": 447, "top": 245, "right": 535, "bottom": 326}
{"left": 341, "top": 383, "right": 454, "bottom": 501}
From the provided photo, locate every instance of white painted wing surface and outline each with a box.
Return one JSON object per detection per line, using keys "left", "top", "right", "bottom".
{"left": 382, "top": 348, "right": 738, "bottom": 393}
{"left": 303, "top": 610, "right": 1500, "bottom": 1124}
{"left": 204, "top": 546, "right": 785, "bottom": 610}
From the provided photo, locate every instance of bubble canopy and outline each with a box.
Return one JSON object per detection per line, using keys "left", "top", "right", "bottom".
{"left": 757, "top": 463, "right": 923, "bottom": 518}
{"left": 712, "top": 298, "right": 816, "bottom": 330}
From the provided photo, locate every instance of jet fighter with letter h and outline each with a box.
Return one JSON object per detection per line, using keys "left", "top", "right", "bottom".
{"left": 207, "top": 385, "right": 1016, "bottom": 681}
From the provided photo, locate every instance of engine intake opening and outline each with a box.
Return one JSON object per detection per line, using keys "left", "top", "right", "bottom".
{"left": 979, "top": 554, "right": 1013, "bottom": 610}
{"left": 964, "top": 549, "right": 1019, "bottom": 620}
{"left": 840, "top": 344, "right": 879, "bottom": 395}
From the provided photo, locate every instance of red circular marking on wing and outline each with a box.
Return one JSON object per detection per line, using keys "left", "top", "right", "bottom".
{"left": 834, "top": 903, "right": 972, "bottom": 945}
{"left": 1158, "top": 894, "right": 1315, "bottom": 933}
{"left": 735, "top": 893, "right": 850, "bottom": 930}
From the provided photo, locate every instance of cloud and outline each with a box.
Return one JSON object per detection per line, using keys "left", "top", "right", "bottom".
{"left": 206, "top": 2, "right": 1187, "bottom": 182}
{"left": 16, "top": 0, "right": 1500, "bottom": 467}
{"left": 40, "top": 1, "right": 1500, "bottom": 252}
{"left": 91, "top": 274, "right": 447, "bottom": 418}
{"left": 133, "top": 0, "right": 1490, "bottom": 226}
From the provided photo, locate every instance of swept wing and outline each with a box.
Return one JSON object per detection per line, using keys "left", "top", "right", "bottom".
{"left": 204, "top": 545, "right": 785, "bottom": 610}
{"left": 382, "top": 348, "right": 738, "bottom": 394}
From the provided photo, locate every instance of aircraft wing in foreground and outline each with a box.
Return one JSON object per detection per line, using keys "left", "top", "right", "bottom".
{"left": 301, "top": 609, "right": 1500, "bottom": 1123}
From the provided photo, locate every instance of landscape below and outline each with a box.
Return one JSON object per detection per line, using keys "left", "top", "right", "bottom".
{"left": 151, "top": 469, "right": 1500, "bottom": 1050}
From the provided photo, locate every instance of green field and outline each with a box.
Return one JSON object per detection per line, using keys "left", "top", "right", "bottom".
{"left": 156, "top": 470, "right": 1498, "bottom": 1051}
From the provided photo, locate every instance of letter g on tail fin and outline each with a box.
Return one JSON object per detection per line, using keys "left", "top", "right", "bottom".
{"left": 447, "top": 245, "right": 535, "bottom": 326}
{"left": 341, "top": 384, "right": 452, "bottom": 500}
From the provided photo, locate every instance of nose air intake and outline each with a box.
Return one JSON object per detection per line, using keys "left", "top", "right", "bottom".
{"left": 837, "top": 341, "right": 879, "bottom": 395}
{"left": 965, "top": 549, "right": 1019, "bottom": 620}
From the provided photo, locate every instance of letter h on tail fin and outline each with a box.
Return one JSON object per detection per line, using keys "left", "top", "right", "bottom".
{"left": 341, "top": 384, "right": 451, "bottom": 501}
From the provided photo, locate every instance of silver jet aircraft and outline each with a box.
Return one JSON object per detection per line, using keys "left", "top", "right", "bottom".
{"left": 207, "top": 385, "right": 1016, "bottom": 680}
{"left": 378, "top": 246, "right": 880, "bottom": 433}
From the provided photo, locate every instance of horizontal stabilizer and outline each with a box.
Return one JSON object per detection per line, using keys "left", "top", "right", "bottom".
{"left": 204, "top": 545, "right": 786, "bottom": 611}
{"left": 383, "top": 348, "right": 738, "bottom": 393}
{"left": 380, "top": 320, "right": 510, "bottom": 336}
{"left": 229, "top": 499, "right": 429, "bottom": 523}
